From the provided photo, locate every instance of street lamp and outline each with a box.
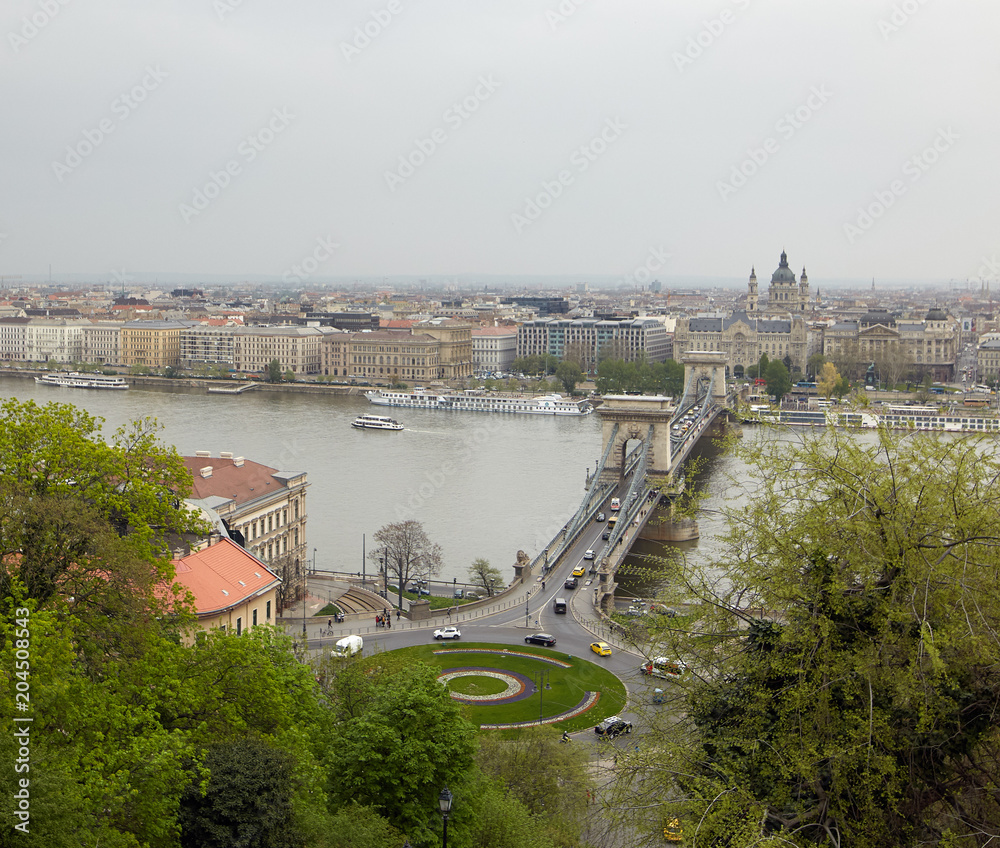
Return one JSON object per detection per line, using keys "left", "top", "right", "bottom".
{"left": 438, "top": 787, "right": 453, "bottom": 848}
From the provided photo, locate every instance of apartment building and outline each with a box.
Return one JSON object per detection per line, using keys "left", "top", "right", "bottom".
{"left": 182, "top": 452, "right": 309, "bottom": 611}
{"left": 233, "top": 326, "right": 324, "bottom": 375}
{"left": 472, "top": 326, "right": 518, "bottom": 373}
{"left": 81, "top": 321, "right": 123, "bottom": 366}
{"left": 517, "top": 317, "right": 671, "bottom": 373}
{"left": 121, "top": 320, "right": 186, "bottom": 368}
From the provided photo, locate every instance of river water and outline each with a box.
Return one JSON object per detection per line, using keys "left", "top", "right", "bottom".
{"left": 1, "top": 377, "right": 752, "bottom": 593}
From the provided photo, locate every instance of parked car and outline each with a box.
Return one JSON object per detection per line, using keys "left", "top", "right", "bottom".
{"left": 524, "top": 633, "right": 557, "bottom": 647}
{"left": 583, "top": 549, "right": 595, "bottom": 560}
{"left": 595, "top": 716, "right": 632, "bottom": 737}
{"left": 408, "top": 584, "right": 431, "bottom": 595}
{"left": 590, "top": 641, "right": 612, "bottom": 657}
{"left": 564, "top": 576, "right": 578, "bottom": 590}
{"left": 465, "top": 591, "right": 480, "bottom": 600}
{"left": 433, "top": 626, "right": 461, "bottom": 640}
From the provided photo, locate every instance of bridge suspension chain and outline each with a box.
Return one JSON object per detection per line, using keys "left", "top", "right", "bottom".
{"left": 566, "top": 422, "right": 619, "bottom": 539}
{"left": 603, "top": 424, "right": 654, "bottom": 553}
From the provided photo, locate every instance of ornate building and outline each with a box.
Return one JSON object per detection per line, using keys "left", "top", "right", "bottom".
{"left": 673, "top": 251, "right": 810, "bottom": 376}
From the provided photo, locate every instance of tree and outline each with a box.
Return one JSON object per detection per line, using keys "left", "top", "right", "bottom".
{"left": 554, "top": 360, "right": 583, "bottom": 395}
{"left": 370, "top": 520, "right": 443, "bottom": 611}
{"left": 283, "top": 368, "right": 295, "bottom": 382}
{"left": 807, "top": 352, "right": 826, "bottom": 379}
{"left": 326, "top": 663, "right": 477, "bottom": 845}
{"left": 817, "top": 361, "right": 840, "bottom": 399}
{"left": 468, "top": 557, "right": 504, "bottom": 597}
{"left": 619, "top": 429, "right": 1000, "bottom": 847}
{"left": 763, "top": 358, "right": 791, "bottom": 402}
{"left": 179, "top": 737, "right": 302, "bottom": 848}
{"left": 267, "top": 359, "right": 282, "bottom": 382}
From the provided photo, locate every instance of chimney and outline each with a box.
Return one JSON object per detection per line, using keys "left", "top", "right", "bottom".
{"left": 234, "top": 456, "right": 245, "bottom": 467}
{"left": 195, "top": 450, "right": 211, "bottom": 457}
{"left": 220, "top": 451, "right": 234, "bottom": 459}
{"left": 200, "top": 466, "right": 213, "bottom": 478}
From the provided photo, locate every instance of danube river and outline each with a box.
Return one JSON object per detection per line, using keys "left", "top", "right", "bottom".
{"left": 1, "top": 377, "right": 746, "bottom": 593}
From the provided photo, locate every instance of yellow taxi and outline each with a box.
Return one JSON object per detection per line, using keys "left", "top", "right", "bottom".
{"left": 572, "top": 565, "right": 586, "bottom": 577}
{"left": 590, "top": 641, "right": 612, "bottom": 657}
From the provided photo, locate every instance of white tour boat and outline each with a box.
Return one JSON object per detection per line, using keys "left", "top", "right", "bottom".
{"left": 365, "top": 388, "right": 592, "bottom": 416}
{"left": 34, "top": 372, "right": 129, "bottom": 390}
{"left": 352, "top": 414, "right": 404, "bottom": 431}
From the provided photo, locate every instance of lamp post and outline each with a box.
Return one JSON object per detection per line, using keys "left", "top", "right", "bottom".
{"left": 438, "top": 787, "right": 453, "bottom": 848}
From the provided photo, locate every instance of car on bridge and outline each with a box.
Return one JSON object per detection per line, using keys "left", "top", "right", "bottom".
{"left": 601, "top": 530, "right": 610, "bottom": 540}
{"left": 583, "top": 549, "right": 595, "bottom": 560}
{"left": 572, "top": 565, "right": 586, "bottom": 577}
{"left": 524, "top": 633, "right": 557, "bottom": 647}
{"left": 590, "top": 641, "right": 612, "bottom": 657}
{"left": 610, "top": 497, "right": 620, "bottom": 511}
{"left": 433, "top": 626, "right": 461, "bottom": 640}
{"left": 596, "top": 512, "right": 606, "bottom": 522}
{"left": 564, "top": 576, "right": 578, "bottom": 590}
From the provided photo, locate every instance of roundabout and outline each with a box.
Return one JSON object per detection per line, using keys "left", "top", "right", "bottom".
{"left": 371, "top": 642, "right": 628, "bottom": 731}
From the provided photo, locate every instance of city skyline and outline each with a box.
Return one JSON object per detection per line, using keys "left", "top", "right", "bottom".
{"left": 2, "top": 1, "right": 998, "bottom": 284}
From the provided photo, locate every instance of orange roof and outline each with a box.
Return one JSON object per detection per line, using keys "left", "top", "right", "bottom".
{"left": 171, "top": 538, "right": 280, "bottom": 616}
{"left": 381, "top": 319, "right": 417, "bottom": 329}
{"left": 182, "top": 456, "right": 303, "bottom": 509}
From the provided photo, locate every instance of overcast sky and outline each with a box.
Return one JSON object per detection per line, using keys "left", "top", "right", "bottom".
{"left": 1, "top": 1, "right": 997, "bottom": 286}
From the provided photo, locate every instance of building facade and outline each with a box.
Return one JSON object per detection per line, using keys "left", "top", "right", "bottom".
{"left": 121, "top": 320, "right": 186, "bottom": 368}
{"left": 233, "top": 326, "right": 325, "bottom": 375}
{"left": 81, "top": 322, "right": 123, "bottom": 366}
{"left": 673, "top": 312, "right": 808, "bottom": 376}
{"left": 472, "top": 326, "right": 518, "bottom": 373}
{"left": 179, "top": 325, "right": 239, "bottom": 368}
{"left": 517, "top": 317, "right": 670, "bottom": 373}
{"left": 182, "top": 452, "right": 309, "bottom": 611}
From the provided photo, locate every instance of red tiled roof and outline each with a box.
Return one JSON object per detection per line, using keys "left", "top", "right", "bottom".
{"left": 181, "top": 456, "right": 292, "bottom": 508}
{"left": 171, "top": 538, "right": 280, "bottom": 616}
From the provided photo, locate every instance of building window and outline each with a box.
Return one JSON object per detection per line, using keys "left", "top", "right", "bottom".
{"left": 252, "top": 609, "right": 258, "bottom": 626}
{"left": 266, "top": 600, "right": 271, "bottom": 619}
{"left": 236, "top": 617, "right": 242, "bottom": 635}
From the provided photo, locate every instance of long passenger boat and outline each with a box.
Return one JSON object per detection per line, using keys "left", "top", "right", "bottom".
{"left": 365, "top": 388, "right": 592, "bottom": 415}
{"left": 751, "top": 403, "right": 1000, "bottom": 432}
{"left": 34, "top": 372, "right": 129, "bottom": 390}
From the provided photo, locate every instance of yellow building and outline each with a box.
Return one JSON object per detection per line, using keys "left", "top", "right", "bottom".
{"left": 121, "top": 320, "right": 185, "bottom": 368}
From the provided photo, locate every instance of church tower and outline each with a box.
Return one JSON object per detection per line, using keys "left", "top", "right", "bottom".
{"left": 798, "top": 267, "right": 809, "bottom": 312}
{"left": 747, "top": 266, "right": 758, "bottom": 314}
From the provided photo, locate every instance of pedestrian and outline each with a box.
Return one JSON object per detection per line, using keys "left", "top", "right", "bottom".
{"left": 386, "top": 614, "right": 391, "bottom": 629}
{"left": 447, "top": 607, "right": 451, "bottom": 618}
{"left": 395, "top": 608, "right": 400, "bottom": 620}
{"left": 327, "top": 618, "right": 332, "bottom": 629}
{"left": 374, "top": 614, "right": 379, "bottom": 628}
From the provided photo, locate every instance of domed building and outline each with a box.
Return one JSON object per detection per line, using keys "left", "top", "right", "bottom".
{"left": 749, "top": 250, "right": 810, "bottom": 314}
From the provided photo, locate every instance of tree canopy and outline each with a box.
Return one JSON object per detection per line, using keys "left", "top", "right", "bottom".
{"left": 595, "top": 358, "right": 684, "bottom": 396}
{"left": 617, "top": 428, "right": 1000, "bottom": 847}
{"left": 369, "top": 519, "right": 443, "bottom": 611}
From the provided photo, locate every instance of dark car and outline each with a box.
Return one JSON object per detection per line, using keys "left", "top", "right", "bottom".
{"left": 564, "top": 576, "right": 578, "bottom": 590}
{"left": 524, "top": 633, "right": 557, "bottom": 647}
{"left": 595, "top": 716, "right": 633, "bottom": 737}
{"left": 601, "top": 530, "right": 610, "bottom": 540}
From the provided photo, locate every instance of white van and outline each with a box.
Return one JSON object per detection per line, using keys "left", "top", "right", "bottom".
{"left": 331, "top": 634, "right": 363, "bottom": 658}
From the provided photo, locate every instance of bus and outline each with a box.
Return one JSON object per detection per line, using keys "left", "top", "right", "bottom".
{"left": 607, "top": 515, "right": 618, "bottom": 529}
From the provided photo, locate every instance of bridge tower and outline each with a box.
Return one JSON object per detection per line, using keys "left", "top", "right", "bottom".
{"left": 597, "top": 395, "right": 674, "bottom": 484}
{"left": 682, "top": 350, "right": 729, "bottom": 400}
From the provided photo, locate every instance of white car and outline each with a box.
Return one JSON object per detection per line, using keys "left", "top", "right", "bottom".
{"left": 433, "top": 626, "right": 461, "bottom": 640}
{"left": 583, "top": 549, "right": 595, "bottom": 560}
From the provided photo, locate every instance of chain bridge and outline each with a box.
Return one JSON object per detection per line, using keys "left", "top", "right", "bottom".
{"left": 519, "top": 352, "right": 739, "bottom": 612}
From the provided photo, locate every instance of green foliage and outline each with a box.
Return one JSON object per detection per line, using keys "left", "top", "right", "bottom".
{"left": 179, "top": 737, "right": 302, "bottom": 848}
{"left": 764, "top": 358, "right": 791, "bottom": 401}
{"left": 629, "top": 428, "right": 1000, "bottom": 847}
{"left": 326, "top": 803, "right": 403, "bottom": 848}
{"left": 554, "top": 360, "right": 583, "bottom": 394}
{"left": 513, "top": 354, "right": 559, "bottom": 376}
{"left": 596, "top": 358, "right": 683, "bottom": 396}
{"left": 325, "top": 662, "right": 478, "bottom": 844}
{"left": 468, "top": 557, "right": 503, "bottom": 597}
{"left": 267, "top": 359, "right": 282, "bottom": 382}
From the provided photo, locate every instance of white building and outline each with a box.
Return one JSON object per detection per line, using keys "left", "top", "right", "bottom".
{"left": 472, "top": 326, "right": 518, "bottom": 373}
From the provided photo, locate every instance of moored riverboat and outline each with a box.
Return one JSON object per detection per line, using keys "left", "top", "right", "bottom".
{"left": 34, "top": 372, "right": 129, "bottom": 390}
{"left": 365, "top": 388, "right": 592, "bottom": 415}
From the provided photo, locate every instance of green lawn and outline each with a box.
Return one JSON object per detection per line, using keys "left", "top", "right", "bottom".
{"left": 373, "top": 642, "right": 627, "bottom": 731}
